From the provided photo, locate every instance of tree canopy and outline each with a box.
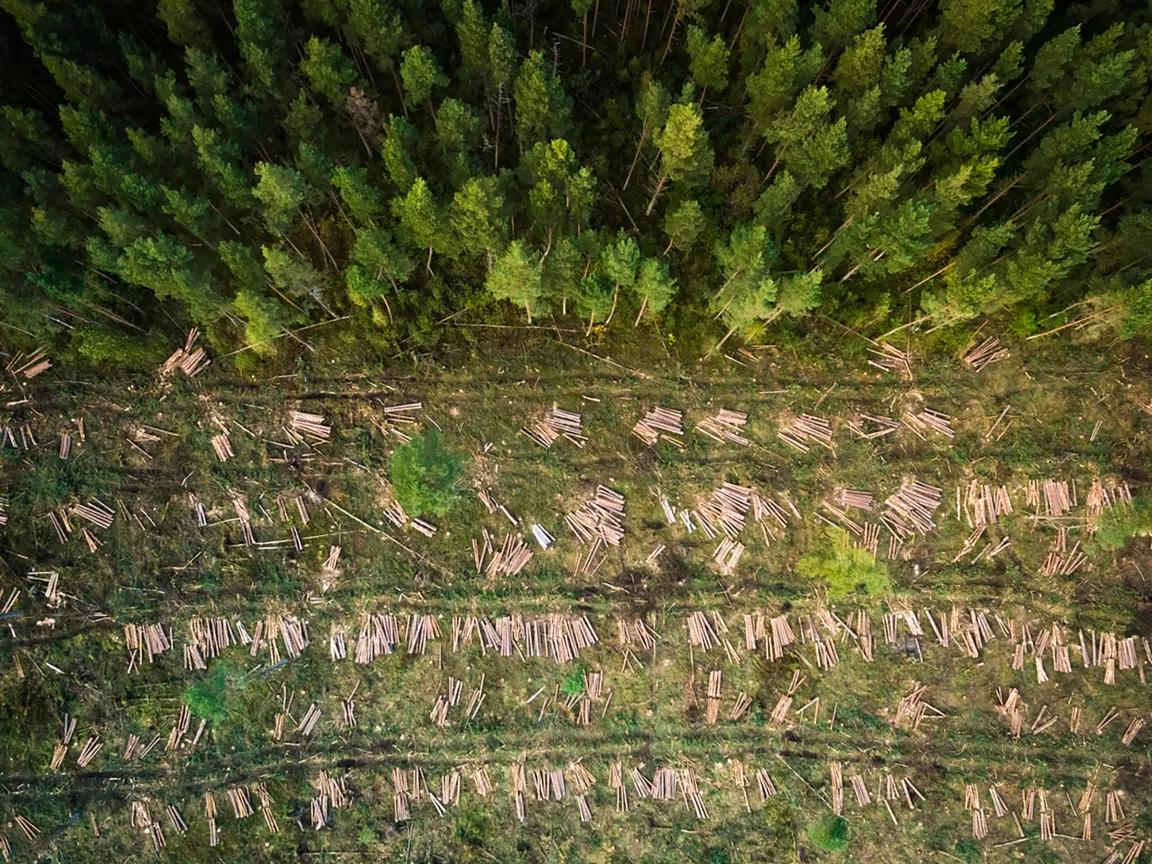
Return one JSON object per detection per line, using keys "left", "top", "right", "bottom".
{"left": 1, "top": 0, "right": 1150, "bottom": 365}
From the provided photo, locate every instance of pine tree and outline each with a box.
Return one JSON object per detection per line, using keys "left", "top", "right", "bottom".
{"left": 662, "top": 199, "right": 707, "bottom": 254}
{"left": 646, "top": 96, "right": 714, "bottom": 214}
{"left": 765, "top": 86, "right": 849, "bottom": 190}
{"left": 632, "top": 257, "right": 678, "bottom": 325}
{"left": 712, "top": 222, "right": 780, "bottom": 341}
{"left": 449, "top": 176, "right": 505, "bottom": 258}
{"left": 381, "top": 114, "right": 419, "bottom": 192}
{"left": 400, "top": 45, "right": 449, "bottom": 107}
{"left": 600, "top": 231, "right": 640, "bottom": 324}
{"left": 623, "top": 75, "right": 670, "bottom": 190}
{"left": 746, "top": 36, "right": 823, "bottom": 140}
{"left": 344, "top": 0, "right": 403, "bottom": 73}
{"left": 486, "top": 240, "right": 543, "bottom": 320}
{"left": 333, "top": 166, "right": 385, "bottom": 224}
{"left": 812, "top": 0, "right": 876, "bottom": 53}
{"left": 301, "top": 36, "right": 358, "bottom": 106}
{"left": 253, "top": 162, "right": 311, "bottom": 233}
{"left": 391, "top": 177, "right": 444, "bottom": 269}
{"left": 514, "top": 51, "right": 571, "bottom": 146}
{"left": 233, "top": 0, "right": 287, "bottom": 93}
{"left": 685, "top": 26, "right": 730, "bottom": 101}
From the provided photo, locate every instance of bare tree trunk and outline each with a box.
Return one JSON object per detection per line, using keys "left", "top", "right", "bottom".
{"left": 661, "top": 6, "right": 680, "bottom": 63}
{"left": 645, "top": 173, "right": 668, "bottom": 215}
{"left": 634, "top": 294, "right": 648, "bottom": 326}
{"left": 582, "top": 13, "right": 588, "bottom": 67}
{"left": 622, "top": 123, "right": 649, "bottom": 190}
{"left": 605, "top": 286, "right": 619, "bottom": 325}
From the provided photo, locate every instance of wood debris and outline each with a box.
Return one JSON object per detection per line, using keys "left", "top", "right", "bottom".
{"left": 848, "top": 413, "right": 901, "bottom": 439}
{"left": 9, "top": 348, "right": 52, "bottom": 380}
{"left": 867, "top": 342, "right": 911, "bottom": 377}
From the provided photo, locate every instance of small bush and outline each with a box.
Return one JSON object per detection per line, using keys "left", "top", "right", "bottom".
{"left": 389, "top": 429, "right": 464, "bottom": 517}
{"left": 184, "top": 662, "right": 245, "bottom": 724}
{"left": 1088, "top": 495, "right": 1152, "bottom": 553}
{"left": 561, "top": 667, "right": 585, "bottom": 697}
{"left": 807, "top": 814, "right": 848, "bottom": 852}
{"left": 797, "top": 527, "right": 891, "bottom": 598}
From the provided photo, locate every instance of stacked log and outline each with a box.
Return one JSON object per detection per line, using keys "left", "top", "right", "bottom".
{"left": 778, "top": 413, "right": 834, "bottom": 452}
{"left": 631, "top": 405, "right": 684, "bottom": 446}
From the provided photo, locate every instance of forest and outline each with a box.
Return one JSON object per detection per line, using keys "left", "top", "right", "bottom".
{"left": 2, "top": 0, "right": 1152, "bottom": 364}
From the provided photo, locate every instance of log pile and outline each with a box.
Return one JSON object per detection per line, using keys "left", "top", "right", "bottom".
{"left": 902, "top": 407, "right": 955, "bottom": 439}
{"left": 867, "top": 343, "right": 911, "bottom": 377}
{"left": 160, "top": 329, "right": 209, "bottom": 378}
{"left": 963, "top": 336, "right": 1009, "bottom": 371}
{"left": 693, "top": 482, "right": 752, "bottom": 540}
{"left": 353, "top": 612, "right": 400, "bottom": 663}
{"left": 778, "top": 413, "right": 834, "bottom": 452}
{"left": 374, "top": 402, "right": 422, "bottom": 441}
{"left": 696, "top": 409, "right": 751, "bottom": 446}
{"left": 249, "top": 613, "right": 310, "bottom": 662}
{"left": 309, "top": 772, "right": 351, "bottom": 829}
{"left": 631, "top": 405, "right": 684, "bottom": 447}
{"left": 124, "top": 622, "right": 173, "bottom": 669}
{"left": 1026, "top": 478, "right": 1075, "bottom": 518}
{"left": 891, "top": 683, "right": 944, "bottom": 731}
{"left": 960, "top": 481, "right": 1012, "bottom": 527}
{"left": 521, "top": 407, "right": 586, "bottom": 448}
{"left": 565, "top": 485, "right": 625, "bottom": 546}
{"left": 848, "top": 413, "right": 901, "bottom": 439}
{"left": 288, "top": 410, "right": 331, "bottom": 443}
{"left": 881, "top": 478, "right": 943, "bottom": 540}
{"left": 210, "top": 430, "right": 234, "bottom": 462}
{"left": 482, "top": 532, "right": 534, "bottom": 577}
{"left": 9, "top": 347, "right": 52, "bottom": 380}
{"left": 1086, "top": 477, "right": 1132, "bottom": 526}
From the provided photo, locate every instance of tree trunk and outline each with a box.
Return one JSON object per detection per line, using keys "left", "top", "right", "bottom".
{"left": 582, "top": 13, "right": 588, "bottom": 67}
{"left": 605, "top": 285, "right": 619, "bottom": 325}
{"left": 426, "top": 245, "right": 434, "bottom": 273}
{"left": 663, "top": 238, "right": 674, "bottom": 256}
{"left": 661, "top": 7, "right": 680, "bottom": 63}
{"left": 585, "top": 312, "right": 595, "bottom": 336}
{"left": 634, "top": 294, "right": 648, "bottom": 326}
{"left": 622, "top": 123, "right": 648, "bottom": 191}
{"left": 711, "top": 326, "right": 737, "bottom": 355}
{"left": 645, "top": 173, "right": 668, "bottom": 215}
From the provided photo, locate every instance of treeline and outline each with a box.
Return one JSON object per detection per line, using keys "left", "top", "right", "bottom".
{"left": 1, "top": 0, "right": 1151, "bottom": 363}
